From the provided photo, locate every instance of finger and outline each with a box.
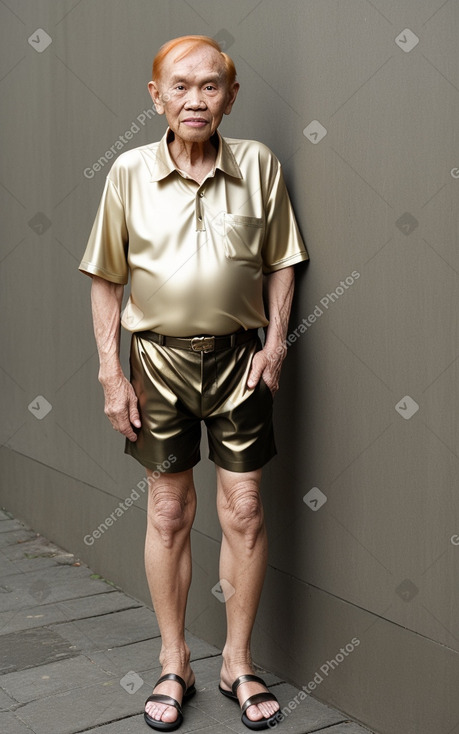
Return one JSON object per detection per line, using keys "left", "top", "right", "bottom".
{"left": 258, "top": 363, "right": 280, "bottom": 394}
{"left": 106, "top": 408, "right": 137, "bottom": 441}
{"left": 128, "top": 392, "right": 141, "bottom": 429}
{"left": 119, "top": 419, "right": 138, "bottom": 442}
{"left": 247, "top": 369, "right": 261, "bottom": 389}
{"left": 247, "top": 354, "right": 265, "bottom": 389}
{"left": 124, "top": 428, "right": 138, "bottom": 442}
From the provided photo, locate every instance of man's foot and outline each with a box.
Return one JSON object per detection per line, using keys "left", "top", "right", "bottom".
{"left": 220, "top": 660, "right": 280, "bottom": 727}
{"left": 144, "top": 668, "right": 195, "bottom": 730}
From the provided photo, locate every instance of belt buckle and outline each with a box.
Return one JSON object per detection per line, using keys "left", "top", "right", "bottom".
{"left": 191, "top": 336, "right": 215, "bottom": 353}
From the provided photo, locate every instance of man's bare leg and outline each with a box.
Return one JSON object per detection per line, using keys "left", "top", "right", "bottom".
{"left": 216, "top": 466, "right": 280, "bottom": 724}
{"left": 144, "top": 468, "right": 197, "bottom": 725}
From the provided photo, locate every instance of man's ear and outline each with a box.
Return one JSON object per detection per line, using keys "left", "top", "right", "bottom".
{"left": 224, "top": 82, "right": 240, "bottom": 116}
{"left": 148, "top": 81, "right": 165, "bottom": 115}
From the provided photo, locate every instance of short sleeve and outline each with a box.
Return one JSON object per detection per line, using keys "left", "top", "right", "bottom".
{"left": 79, "top": 176, "right": 129, "bottom": 284}
{"left": 262, "top": 161, "right": 309, "bottom": 274}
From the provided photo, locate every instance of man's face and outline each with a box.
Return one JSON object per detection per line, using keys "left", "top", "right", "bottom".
{"left": 148, "top": 44, "right": 239, "bottom": 143}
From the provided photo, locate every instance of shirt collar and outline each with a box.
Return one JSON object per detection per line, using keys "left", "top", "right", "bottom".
{"left": 145, "top": 127, "right": 243, "bottom": 182}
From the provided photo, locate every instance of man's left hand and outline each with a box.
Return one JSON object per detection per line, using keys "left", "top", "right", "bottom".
{"left": 247, "top": 346, "right": 287, "bottom": 396}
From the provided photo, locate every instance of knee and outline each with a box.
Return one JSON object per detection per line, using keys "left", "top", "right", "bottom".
{"left": 148, "top": 484, "right": 194, "bottom": 548}
{"left": 221, "top": 480, "right": 264, "bottom": 548}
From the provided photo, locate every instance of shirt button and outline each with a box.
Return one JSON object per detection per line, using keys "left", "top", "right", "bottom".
{"left": 199, "top": 191, "right": 205, "bottom": 197}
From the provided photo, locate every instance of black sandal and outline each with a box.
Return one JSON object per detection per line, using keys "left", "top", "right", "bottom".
{"left": 219, "top": 674, "right": 282, "bottom": 731}
{"left": 144, "top": 673, "right": 196, "bottom": 731}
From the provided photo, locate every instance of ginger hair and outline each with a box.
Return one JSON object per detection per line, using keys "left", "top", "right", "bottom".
{"left": 152, "top": 35, "right": 237, "bottom": 86}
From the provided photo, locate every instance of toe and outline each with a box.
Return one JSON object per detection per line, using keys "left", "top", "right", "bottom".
{"left": 245, "top": 699, "right": 280, "bottom": 722}
{"left": 245, "top": 703, "right": 264, "bottom": 722}
{"left": 260, "top": 699, "right": 279, "bottom": 718}
{"left": 145, "top": 702, "right": 178, "bottom": 723}
{"left": 161, "top": 705, "right": 178, "bottom": 723}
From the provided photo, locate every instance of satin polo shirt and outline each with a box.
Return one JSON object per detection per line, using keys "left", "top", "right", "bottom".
{"left": 79, "top": 128, "right": 308, "bottom": 336}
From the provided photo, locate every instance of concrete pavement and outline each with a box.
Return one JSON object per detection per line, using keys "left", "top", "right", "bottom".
{"left": 0, "top": 508, "right": 375, "bottom": 734}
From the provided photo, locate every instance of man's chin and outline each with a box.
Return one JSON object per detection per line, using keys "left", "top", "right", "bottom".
{"left": 177, "top": 125, "right": 214, "bottom": 142}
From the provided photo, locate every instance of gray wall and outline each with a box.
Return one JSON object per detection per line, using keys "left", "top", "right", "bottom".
{"left": 1, "top": 2, "right": 458, "bottom": 733}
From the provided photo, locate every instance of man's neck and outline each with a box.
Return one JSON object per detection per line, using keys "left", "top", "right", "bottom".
{"left": 168, "top": 132, "right": 219, "bottom": 183}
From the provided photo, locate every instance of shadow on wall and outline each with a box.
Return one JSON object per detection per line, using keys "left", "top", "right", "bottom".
{"left": 259, "top": 262, "right": 315, "bottom": 669}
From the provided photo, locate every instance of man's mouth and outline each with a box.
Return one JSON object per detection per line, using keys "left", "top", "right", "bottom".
{"left": 182, "top": 118, "right": 209, "bottom": 127}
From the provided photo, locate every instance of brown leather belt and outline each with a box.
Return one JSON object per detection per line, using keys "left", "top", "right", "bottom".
{"left": 135, "top": 329, "right": 259, "bottom": 353}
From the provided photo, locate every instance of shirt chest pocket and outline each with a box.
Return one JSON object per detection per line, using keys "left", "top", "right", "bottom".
{"left": 223, "top": 213, "right": 264, "bottom": 262}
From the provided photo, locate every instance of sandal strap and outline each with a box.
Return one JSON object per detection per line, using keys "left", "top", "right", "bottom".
{"left": 241, "top": 691, "right": 278, "bottom": 716}
{"left": 155, "top": 673, "right": 187, "bottom": 693}
{"left": 231, "top": 674, "right": 267, "bottom": 696}
{"left": 144, "top": 693, "right": 183, "bottom": 714}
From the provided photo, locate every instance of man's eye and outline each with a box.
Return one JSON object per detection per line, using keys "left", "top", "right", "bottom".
{"left": 175, "top": 85, "right": 185, "bottom": 91}
{"left": 205, "top": 85, "right": 216, "bottom": 91}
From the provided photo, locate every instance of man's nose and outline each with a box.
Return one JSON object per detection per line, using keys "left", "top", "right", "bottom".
{"left": 184, "top": 88, "right": 206, "bottom": 108}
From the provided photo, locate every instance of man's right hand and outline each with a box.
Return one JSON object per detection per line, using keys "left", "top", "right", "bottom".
{"left": 99, "top": 373, "right": 141, "bottom": 442}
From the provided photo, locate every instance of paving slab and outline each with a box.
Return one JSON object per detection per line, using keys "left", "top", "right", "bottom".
{"left": 0, "top": 562, "right": 101, "bottom": 586}
{"left": 10, "top": 679, "right": 140, "bottom": 734}
{"left": 79, "top": 715, "right": 239, "bottom": 734}
{"left": 0, "top": 551, "right": 28, "bottom": 577}
{"left": 191, "top": 681, "right": 345, "bottom": 734}
{"left": 0, "top": 519, "right": 27, "bottom": 534}
{"left": 15, "top": 674, "right": 212, "bottom": 734}
{"left": 0, "top": 626, "right": 80, "bottom": 674}
{"left": 50, "top": 606, "right": 161, "bottom": 652}
{"left": 88, "top": 632, "right": 220, "bottom": 678}
{"left": 325, "top": 723, "right": 376, "bottom": 734}
{"left": 247, "top": 682, "right": 345, "bottom": 733}
{"left": 0, "top": 560, "right": 21, "bottom": 585}
{"left": 187, "top": 634, "right": 222, "bottom": 662}
{"left": 1, "top": 533, "right": 76, "bottom": 562}
{"left": 87, "top": 637, "right": 163, "bottom": 678}
{"left": 57, "top": 589, "right": 143, "bottom": 619}
{"left": 0, "top": 551, "right": 67, "bottom": 576}
{"left": 0, "top": 589, "right": 140, "bottom": 635}
{"left": 0, "top": 528, "right": 36, "bottom": 548}
{"left": 0, "top": 687, "right": 17, "bottom": 711}
{"left": 175, "top": 698, "right": 243, "bottom": 733}
{"left": 84, "top": 715, "right": 239, "bottom": 734}
{"left": 76, "top": 714, "right": 151, "bottom": 734}
{"left": 0, "top": 565, "right": 115, "bottom": 614}
{"left": 0, "top": 711, "right": 36, "bottom": 733}
{"left": 1, "top": 654, "right": 112, "bottom": 703}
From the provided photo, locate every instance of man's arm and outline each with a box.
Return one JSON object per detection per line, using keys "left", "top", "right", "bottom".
{"left": 90, "top": 275, "right": 141, "bottom": 441}
{"left": 247, "top": 266, "right": 294, "bottom": 395}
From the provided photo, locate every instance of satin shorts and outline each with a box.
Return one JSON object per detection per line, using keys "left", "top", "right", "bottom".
{"left": 124, "top": 332, "right": 276, "bottom": 473}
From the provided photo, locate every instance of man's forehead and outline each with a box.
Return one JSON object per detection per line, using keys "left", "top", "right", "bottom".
{"left": 162, "top": 45, "right": 226, "bottom": 82}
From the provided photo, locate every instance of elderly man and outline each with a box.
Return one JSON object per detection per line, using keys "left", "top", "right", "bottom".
{"left": 80, "top": 35, "right": 308, "bottom": 731}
